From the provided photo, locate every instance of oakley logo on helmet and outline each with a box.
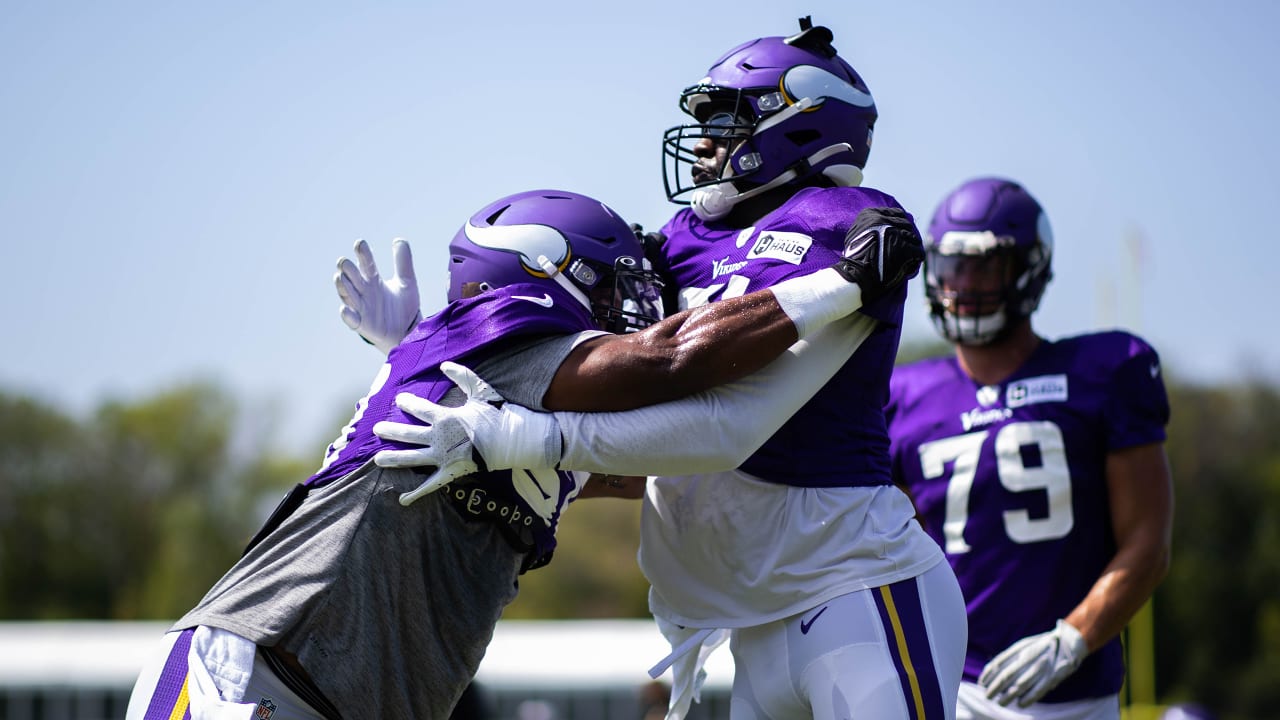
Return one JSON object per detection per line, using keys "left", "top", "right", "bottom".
{"left": 463, "top": 222, "right": 571, "bottom": 277}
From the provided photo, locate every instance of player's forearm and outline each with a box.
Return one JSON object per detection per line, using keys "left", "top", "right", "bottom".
{"left": 546, "top": 268, "right": 863, "bottom": 412}
{"left": 553, "top": 315, "right": 877, "bottom": 475}
{"left": 613, "top": 203, "right": 916, "bottom": 407}
{"left": 576, "top": 474, "right": 646, "bottom": 500}
{"left": 564, "top": 291, "right": 798, "bottom": 410}
{"left": 1064, "top": 542, "right": 1170, "bottom": 652}
{"left": 634, "top": 266, "right": 865, "bottom": 400}
{"left": 1069, "top": 443, "right": 1174, "bottom": 651}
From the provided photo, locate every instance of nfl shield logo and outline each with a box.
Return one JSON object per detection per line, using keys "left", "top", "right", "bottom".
{"left": 255, "top": 698, "right": 277, "bottom": 719}
{"left": 976, "top": 385, "right": 1000, "bottom": 407}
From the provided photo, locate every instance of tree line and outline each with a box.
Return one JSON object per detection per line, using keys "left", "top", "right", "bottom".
{"left": 1, "top": 361, "right": 1276, "bottom": 718}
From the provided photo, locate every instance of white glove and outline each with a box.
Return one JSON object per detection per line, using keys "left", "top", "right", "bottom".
{"left": 335, "top": 237, "right": 422, "bottom": 355}
{"left": 979, "top": 619, "right": 1088, "bottom": 707}
{"left": 372, "top": 362, "right": 560, "bottom": 505}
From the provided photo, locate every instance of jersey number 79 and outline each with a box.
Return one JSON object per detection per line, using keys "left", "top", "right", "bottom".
{"left": 916, "top": 421, "right": 1073, "bottom": 554}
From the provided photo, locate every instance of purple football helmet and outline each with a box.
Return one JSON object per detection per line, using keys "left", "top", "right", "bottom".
{"left": 662, "top": 17, "right": 878, "bottom": 220}
{"left": 447, "top": 189, "right": 664, "bottom": 332}
{"left": 924, "top": 177, "right": 1054, "bottom": 345}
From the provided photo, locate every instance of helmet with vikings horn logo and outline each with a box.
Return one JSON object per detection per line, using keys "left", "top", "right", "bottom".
{"left": 662, "top": 17, "right": 878, "bottom": 220}
{"left": 446, "top": 189, "right": 665, "bottom": 332}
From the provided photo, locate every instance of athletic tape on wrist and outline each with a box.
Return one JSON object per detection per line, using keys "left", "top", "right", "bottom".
{"left": 769, "top": 267, "right": 865, "bottom": 340}
{"left": 476, "top": 404, "right": 561, "bottom": 470}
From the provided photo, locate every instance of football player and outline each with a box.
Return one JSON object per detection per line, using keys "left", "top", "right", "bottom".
{"left": 355, "top": 19, "right": 968, "bottom": 720}
{"left": 124, "top": 187, "right": 921, "bottom": 720}
{"left": 886, "top": 177, "right": 1173, "bottom": 719}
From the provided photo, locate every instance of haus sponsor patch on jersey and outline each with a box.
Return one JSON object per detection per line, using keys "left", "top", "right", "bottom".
{"left": 1006, "top": 374, "right": 1069, "bottom": 408}
{"left": 746, "top": 231, "right": 812, "bottom": 265}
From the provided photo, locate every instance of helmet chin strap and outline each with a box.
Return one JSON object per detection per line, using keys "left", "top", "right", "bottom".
{"left": 690, "top": 142, "right": 857, "bottom": 221}
{"left": 535, "top": 255, "right": 593, "bottom": 312}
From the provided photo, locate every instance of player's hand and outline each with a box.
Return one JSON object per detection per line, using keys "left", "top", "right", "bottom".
{"left": 335, "top": 237, "right": 422, "bottom": 355}
{"left": 979, "top": 619, "right": 1088, "bottom": 707}
{"left": 372, "top": 362, "right": 559, "bottom": 505}
{"left": 832, "top": 207, "right": 925, "bottom": 303}
{"left": 372, "top": 362, "right": 501, "bottom": 505}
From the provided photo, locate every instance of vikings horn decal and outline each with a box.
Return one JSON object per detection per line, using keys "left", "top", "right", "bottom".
{"left": 463, "top": 222, "right": 572, "bottom": 277}
{"left": 782, "top": 65, "right": 875, "bottom": 108}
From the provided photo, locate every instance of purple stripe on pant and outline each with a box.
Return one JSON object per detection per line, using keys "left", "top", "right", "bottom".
{"left": 143, "top": 628, "right": 194, "bottom": 720}
{"left": 873, "top": 577, "right": 946, "bottom": 720}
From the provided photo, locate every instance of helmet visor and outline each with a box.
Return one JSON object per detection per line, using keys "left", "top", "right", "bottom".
{"left": 926, "top": 249, "right": 1018, "bottom": 318}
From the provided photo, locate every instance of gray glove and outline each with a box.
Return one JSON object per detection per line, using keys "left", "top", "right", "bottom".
{"left": 979, "top": 619, "right": 1088, "bottom": 707}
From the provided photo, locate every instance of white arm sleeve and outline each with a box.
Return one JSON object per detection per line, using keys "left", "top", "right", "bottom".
{"left": 554, "top": 313, "right": 878, "bottom": 475}
{"left": 768, "top": 266, "right": 864, "bottom": 340}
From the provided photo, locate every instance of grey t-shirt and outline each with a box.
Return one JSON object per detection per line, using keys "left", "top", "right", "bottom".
{"left": 176, "top": 330, "right": 600, "bottom": 719}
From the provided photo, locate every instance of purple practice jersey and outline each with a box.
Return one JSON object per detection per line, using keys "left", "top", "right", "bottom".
{"left": 654, "top": 185, "right": 910, "bottom": 487}
{"left": 309, "top": 281, "right": 595, "bottom": 565}
{"left": 886, "top": 330, "right": 1170, "bottom": 702}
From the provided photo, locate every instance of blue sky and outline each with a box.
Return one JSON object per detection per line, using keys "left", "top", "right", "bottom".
{"left": 3, "top": 1, "right": 1277, "bottom": 454}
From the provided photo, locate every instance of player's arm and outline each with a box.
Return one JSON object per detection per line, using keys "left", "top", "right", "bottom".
{"left": 981, "top": 443, "right": 1173, "bottom": 708}
{"left": 1066, "top": 442, "right": 1173, "bottom": 650}
{"left": 370, "top": 207, "right": 919, "bottom": 490}
{"left": 546, "top": 315, "right": 876, "bottom": 474}
{"left": 544, "top": 206, "right": 919, "bottom": 410}
{"left": 543, "top": 284, "right": 805, "bottom": 411}
{"left": 376, "top": 312, "right": 877, "bottom": 490}
{"left": 335, "top": 210, "right": 919, "bottom": 396}
{"left": 576, "top": 474, "right": 646, "bottom": 500}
